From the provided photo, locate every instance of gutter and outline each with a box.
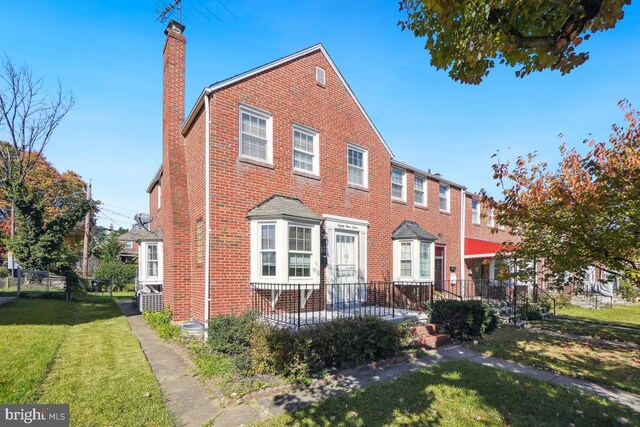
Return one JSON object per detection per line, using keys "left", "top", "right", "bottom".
{"left": 204, "top": 89, "right": 212, "bottom": 334}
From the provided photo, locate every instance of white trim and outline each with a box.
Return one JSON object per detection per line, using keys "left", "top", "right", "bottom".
{"left": 439, "top": 184, "right": 450, "bottom": 213}
{"left": 393, "top": 239, "right": 435, "bottom": 282}
{"left": 464, "top": 253, "right": 496, "bottom": 259}
{"left": 238, "top": 103, "right": 273, "bottom": 164}
{"left": 471, "top": 199, "right": 480, "bottom": 224}
{"left": 414, "top": 175, "right": 426, "bottom": 207}
{"left": 347, "top": 143, "right": 368, "bottom": 188}
{"left": 323, "top": 215, "right": 368, "bottom": 288}
{"left": 292, "top": 123, "right": 320, "bottom": 176}
{"left": 322, "top": 214, "right": 369, "bottom": 229}
{"left": 391, "top": 167, "right": 406, "bottom": 202}
{"left": 460, "top": 189, "right": 466, "bottom": 298}
{"left": 204, "top": 92, "right": 211, "bottom": 329}
{"left": 180, "top": 45, "right": 395, "bottom": 158}
{"left": 315, "top": 66, "right": 326, "bottom": 85}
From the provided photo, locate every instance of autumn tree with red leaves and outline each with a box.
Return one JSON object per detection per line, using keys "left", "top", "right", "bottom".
{"left": 482, "top": 101, "right": 640, "bottom": 287}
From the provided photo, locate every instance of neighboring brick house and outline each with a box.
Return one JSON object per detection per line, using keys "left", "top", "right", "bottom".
{"left": 146, "top": 21, "right": 510, "bottom": 323}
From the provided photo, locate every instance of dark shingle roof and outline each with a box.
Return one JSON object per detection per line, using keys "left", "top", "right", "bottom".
{"left": 391, "top": 221, "right": 437, "bottom": 241}
{"left": 247, "top": 195, "right": 321, "bottom": 220}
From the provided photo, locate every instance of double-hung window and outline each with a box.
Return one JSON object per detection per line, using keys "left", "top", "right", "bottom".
{"left": 471, "top": 200, "right": 480, "bottom": 224}
{"left": 260, "top": 224, "right": 276, "bottom": 277}
{"left": 400, "top": 242, "right": 412, "bottom": 277}
{"left": 347, "top": 144, "right": 367, "bottom": 187}
{"left": 419, "top": 242, "right": 431, "bottom": 278}
{"left": 487, "top": 210, "right": 495, "bottom": 227}
{"left": 147, "top": 244, "right": 158, "bottom": 277}
{"left": 439, "top": 184, "right": 450, "bottom": 212}
{"left": 124, "top": 240, "right": 133, "bottom": 250}
{"left": 289, "top": 225, "right": 312, "bottom": 277}
{"left": 292, "top": 125, "right": 319, "bottom": 175}
{"left": 391, "top": 167, "right": 406, "bottom": 201}
{"left": 414, "top": 176, "right": 426, "bottom": 206}
{"left": 239, "top": 105, "right": 272, "bottom": 163}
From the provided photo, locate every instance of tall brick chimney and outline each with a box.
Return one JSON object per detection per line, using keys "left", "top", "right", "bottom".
{"left": 161, "top": 20, "right": 192, "bottom": 321}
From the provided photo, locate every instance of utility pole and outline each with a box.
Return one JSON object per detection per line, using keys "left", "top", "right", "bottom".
{"left": 82, "top": 182, "right": 92, "bottom": 277}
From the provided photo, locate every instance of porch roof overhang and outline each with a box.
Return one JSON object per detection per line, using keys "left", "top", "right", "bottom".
{"left": 392, "top": 220, "right": 437, "bottom": 241}
{"left": 464, "top": 238, "right": 505, "bottom": 258}
{"left": 247, "top": 195, "right": 322, "bottom": 222}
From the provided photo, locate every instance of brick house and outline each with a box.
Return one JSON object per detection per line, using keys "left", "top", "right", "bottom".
{"left": 144, "top": 21, "right": 511, "bottom": 323}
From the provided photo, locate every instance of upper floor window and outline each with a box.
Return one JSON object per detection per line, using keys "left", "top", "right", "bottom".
{"left": 347, "top": 144, "right": 368, "bottom": 188}
{"left": 157, "top": 181, "right": 161, "bottom": 210}
{"left": 439, "top": 184, "right": 450, "bottom": 212}
{"left": 391, "top": 167, "right": 406, "bottom": 201}
{"left": 239, "top": 105, "right": 273, "bottom": 164}
{"left": 471, "top": 200, "right": 480, "bottom": 224}
{"left": 292, "top": 125, "right": 319, "bottom": 175}
{"left": 124, "top": 240, "right": 133, "bottom": 250}
{"left": 414, "top": 176, "right": 426, "bottom": 206}
{"left": 487, "top": 210, "right": 495, "bottom": 228}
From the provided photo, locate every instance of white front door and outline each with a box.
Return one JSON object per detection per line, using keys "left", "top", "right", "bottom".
{"left": 334, "top": 232, "right": 359, "bottom": 305}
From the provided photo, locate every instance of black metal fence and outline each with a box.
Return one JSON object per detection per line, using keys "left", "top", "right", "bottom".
{"left": 251, "top": 279, "right": 557, "bottom": 328}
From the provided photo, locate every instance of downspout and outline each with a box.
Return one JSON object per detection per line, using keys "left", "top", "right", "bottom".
{"left": 204, "top": 90, "right": 212, "bottom": 335}
{"left": 460, "top": 189, "right": 466, "bottom": 299}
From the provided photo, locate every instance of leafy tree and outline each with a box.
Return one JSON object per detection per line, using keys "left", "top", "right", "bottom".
{"left": 482, "top": 100, "right": 640, "bottom": 286}
{"left": 96, "top": 230, "right": 125, "bottom": 263}
{"left": 399, "top": 0, "right": 630, "bottom": 84}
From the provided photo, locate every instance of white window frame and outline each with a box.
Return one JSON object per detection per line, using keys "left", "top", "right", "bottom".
{"left": 315, "top": 66, "right": 326, "bottom": 85}
{"left": 250, "top": 219, "right": 320, "bottom": 284}
{"left": 487, "top": 210, "right": 495, "bottom": 228}
{"left": 347, "top": 143, "right": 368, "bottom": 188}
{"left": 393, "top": 239, "right": 435, "bottom": 281}
{"left": 439, "top": 184, "right": 450, "bottom": 212}
{"left": 239, "top": 104, "right": 273, "bottom": 164}
{"left": 124, "top": 240, "right": 133, "bottom": 250}
{"left": 471, "top": 200, "right": 480, "bottom": 224}
{"left": 391, "top": 167, "right": 406, "bottom": 201}
{"left": 157, "top": 181, "right": 161, "bottom": 210}
{"left": 288, "top": 224, "right": 313, "bottom": 278}
{"left": 419, "top": 241, "right": 431, "bottom": 278}
{"left": 414, "top": 175, "right": 426, "bottom": 207}
{"left": 138, "top": 241, "right": 163, "bottom": 284}
{"left": 292, "top": 124, "right": 320, "bottom": 176}
{"left": 259, "top": 223, "right": 277, "bottom": 278}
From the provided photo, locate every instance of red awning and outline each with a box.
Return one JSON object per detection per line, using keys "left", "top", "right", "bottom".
{"left": 464, "top": 238, "right": 506, "bottom": 258}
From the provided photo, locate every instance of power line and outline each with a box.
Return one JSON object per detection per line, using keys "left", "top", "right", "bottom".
{"left": 215, "top": 0, "right": 236, "bottom": 18}
{"left": 195, "top": 0, "right": 223, "bottom": 22}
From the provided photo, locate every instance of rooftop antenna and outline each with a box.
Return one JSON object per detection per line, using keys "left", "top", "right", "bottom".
{"left": 156, "top": 0, "right": 182, "bottom": 23}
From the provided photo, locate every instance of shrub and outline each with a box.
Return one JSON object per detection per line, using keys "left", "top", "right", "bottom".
{"left": 619, "top": 279, "right": 640, "bottom": 302}
{"left": 94, "top": 262, "right": 138, "bottom": 290}
{"left": 207, "top": 312, "right": 259, "bottom": 356}
{"left": 143, "top": 308, "right": 180, "bottom": 340}
{"left": 519, "top": 304, "right": 542, "bottom": 320}
{"left": 431, "top": 300, "right": 497, "bottom": 340}
{"left": 0, "top": 267, "right": 9, "bottom": 278}
{"left": 250, "top": 315, "right": 404, "bottom": 381}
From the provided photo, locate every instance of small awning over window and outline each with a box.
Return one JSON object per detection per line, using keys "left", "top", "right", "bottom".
{"left": 464, "top": 238, "right": 505, "bottom": 258}
{"left": 247, "top": 195, "right": 322, "bottom": 222}
{"left": 391, "top": 220, "right": 437, "bottom": 241}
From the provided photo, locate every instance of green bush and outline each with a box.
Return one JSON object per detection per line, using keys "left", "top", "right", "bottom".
{"left": 519, "top": 304, "right": 542, "bottom": 320}
{"left": 619, "top": 279, "right": 640, "bottom": 302}
{"left": 250, "top": 315, "right": 404, "bottom": 381}
{"left": 143, "top": 308, "right": 180, "bottom": 340}
{"left": 207, "top": 312, "right": 259, "bottom": 356}
{"left": 0, "top": 267, "right": 9, "bottom": 278}
{"left": 431, "top": 300, "right": 497, "bottom": 340}
{"left": 94, "top": 262, "right": 137, "bottom": 290}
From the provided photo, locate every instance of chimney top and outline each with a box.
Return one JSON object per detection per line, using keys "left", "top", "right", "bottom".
{"left": 165, "top": 19, "right": 185, "bottom": 36}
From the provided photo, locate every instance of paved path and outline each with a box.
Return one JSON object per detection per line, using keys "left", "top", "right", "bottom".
{"left": 116, "top": 301, "right": 221, "bottom": 427}
{"left": 438, "top": 345, "right": 640, "bottom": 412}
{"left": 528, "top": 327, "right": 640, "bottom": 350}
{"left": 0, "top": 296, "right": 16, "bottom": 305}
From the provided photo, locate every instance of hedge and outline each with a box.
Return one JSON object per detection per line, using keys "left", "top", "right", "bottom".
{"left": 430, "top": 300, "right": 497, "bottom": 339}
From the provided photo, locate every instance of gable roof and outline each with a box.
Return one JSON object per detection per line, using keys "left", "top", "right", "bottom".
{"left": 391, "top": 220, "right": 437, "bottom": 241}
{"left": 247, "top": 195, "right": 322, "bottom": 221}
{"left": 180, "top": 44, "right": 394, "bottom": 157}
{"left": 391, "top": 159, "right": 466, "bottom": 190}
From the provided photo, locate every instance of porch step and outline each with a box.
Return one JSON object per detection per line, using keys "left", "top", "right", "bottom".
{"left": 411, "top": 324, "right": 450, "bottom": 349}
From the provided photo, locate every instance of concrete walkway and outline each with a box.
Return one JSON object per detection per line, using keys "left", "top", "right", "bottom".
{"left": 116, "top": 301, "right": 221, "bottom": 427}
{"left": 438, "top": 345, "right": 640, "bottom": 412}
{"left": 0, "top": 296, "right": 16, "bottom": 305}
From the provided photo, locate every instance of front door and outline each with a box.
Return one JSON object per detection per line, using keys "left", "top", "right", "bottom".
{"left": 434, "top": 246, "right": 445, "bottom": 291}
{"left": 334, "top": 232, "right": 359, "bottom": 306}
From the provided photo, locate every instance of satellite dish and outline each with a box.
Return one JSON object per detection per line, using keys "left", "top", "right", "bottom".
{"left": 135, "top": 213, "right": 154, "bottom": 231}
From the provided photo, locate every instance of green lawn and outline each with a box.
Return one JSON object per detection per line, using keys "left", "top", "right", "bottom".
{"left": 467, "top": 326, "right": 640, "bottom": 394}
{"left": 0, "top": 298, "right": 174, "bottom": 426}
{"left": 533, "top": 319, "right": 640, "bottom": 345}
{"left": 255, "top": 360, "right": 639, "bottom": 427}
{"left": 557, "top": 304, "right": 640, "bottom": 328}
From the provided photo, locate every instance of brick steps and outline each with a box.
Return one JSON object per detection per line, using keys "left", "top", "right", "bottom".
{"left": 411, "top": 323, "right": 450, "bottom": 349}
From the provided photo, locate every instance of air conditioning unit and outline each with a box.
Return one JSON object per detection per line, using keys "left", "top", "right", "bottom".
{"left": 139, "top": 292, "right": 163, "bottom": 312}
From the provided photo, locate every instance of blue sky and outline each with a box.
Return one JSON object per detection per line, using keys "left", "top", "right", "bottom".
{"left": 3, "top": 1, "right": 639, "bottom": 229}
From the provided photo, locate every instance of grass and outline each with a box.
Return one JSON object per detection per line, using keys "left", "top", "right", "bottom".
{"left": 557, "top": 304, "right": 640, "bottom": 328}
{"left": 255, "top": 360, "right": 639, "bottom": 427}
{"left": 467, "top": 326, "right": 640, "bottom": 394}
{"left": 532, "top": 318, "right": 640, "bottom": 345}
{"left": 0, "top": 298, "right": 174, "bottom": 426}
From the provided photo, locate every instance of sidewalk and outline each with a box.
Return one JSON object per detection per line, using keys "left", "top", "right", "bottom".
{"left": 0, "top": 296, "right": 15, "bottom": 306}
{"left": 116, "top": 301, "right": 221, "bottom": 427}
